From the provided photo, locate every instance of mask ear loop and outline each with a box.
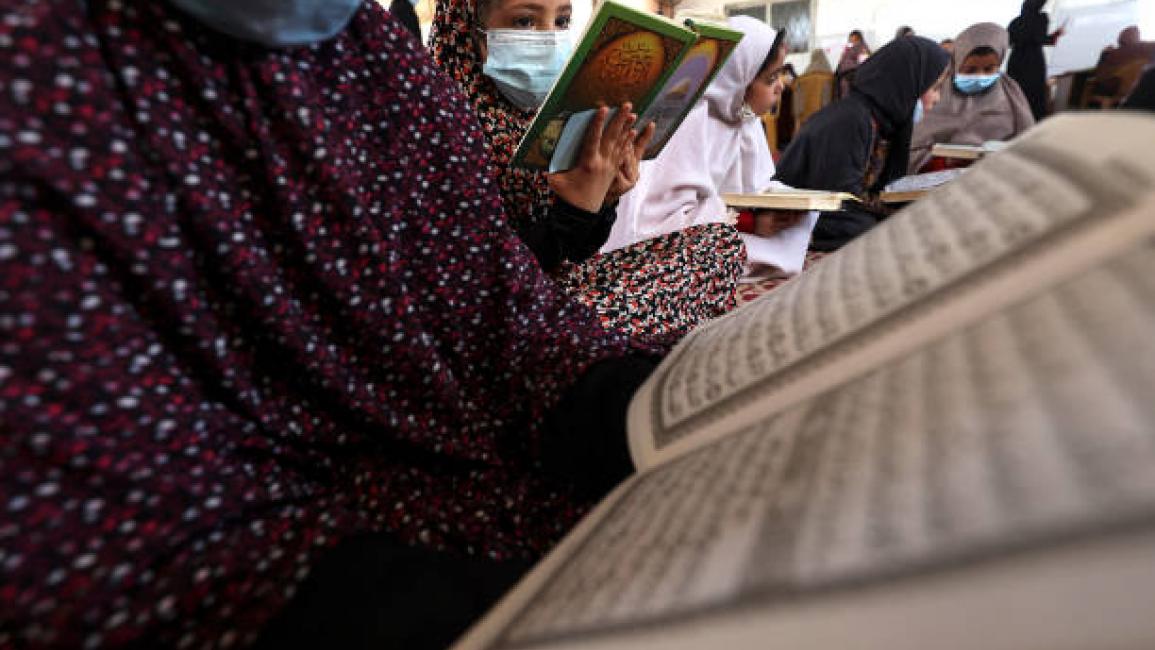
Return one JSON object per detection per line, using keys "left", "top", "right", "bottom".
{"left": 473, "top": 23, "right": 489, "bottom": 62}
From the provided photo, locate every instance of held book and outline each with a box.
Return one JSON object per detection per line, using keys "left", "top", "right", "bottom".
{"left": 512, "top": 1, "right": 742, "bottom": 172}
{"left": 930, "top": 140, "right": 1007, "bottom": 160}
{"left": 931, "top": 142, "right": 986, "bottom": 160}
{"left": 455, "top": 113, "right": 1155, "bottom": 650}
{"left": 722, "top": 188, "right": 859, "bottom": 211}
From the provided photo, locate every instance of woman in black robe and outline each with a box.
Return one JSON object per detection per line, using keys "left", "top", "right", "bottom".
{"left": 775, "top": 37, "right": 950, "bottom": 251}
{"left": 1007, "top": 0, "right": 1065, "bottom": 121}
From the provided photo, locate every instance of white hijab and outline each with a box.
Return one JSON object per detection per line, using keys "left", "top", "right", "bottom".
{"left": 604, "top": 16, "right": 816, "bottom": 275}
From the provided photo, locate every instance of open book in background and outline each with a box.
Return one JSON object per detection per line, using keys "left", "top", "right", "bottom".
{"left": 723, "top": 170, "right": 967, "bottom": 211}
{"left": 721, "top": 188, "right": 858, "bottom": 212}
{"left": 880, "top": 167, "right": 968, "bottom": 203}
{"left": 931, "top": 140, "right": 1007, "bottom": 161}
{"left": 512, "top": 1, "right": 741, "bottom": 172}
{"left": 454, "top": 113, "right": 1155, "bottom": 650}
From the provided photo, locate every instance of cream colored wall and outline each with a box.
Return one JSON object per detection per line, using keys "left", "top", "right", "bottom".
{"left": 673, "top": 0, "right": 1140, "bottom": 74}
{"left": 376, "top": 0, "right": 1142, "bottom": 73}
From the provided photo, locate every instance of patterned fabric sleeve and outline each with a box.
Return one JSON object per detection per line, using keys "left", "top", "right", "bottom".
{"left": 0, "top": 0, "right": 637, "bottom": 646}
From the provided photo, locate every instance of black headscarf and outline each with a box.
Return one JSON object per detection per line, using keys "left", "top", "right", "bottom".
{"left": 776, "top": 36, "right": 949, "bottom": 198}
{"left": 1022, "top": 0, "right": 1047, "bottom": 15}
{"left": 1009, "top": 0, "right": 1050, "bottom": 45}
{"left": 850, "top": 36, "right": 951, "bottom": 186}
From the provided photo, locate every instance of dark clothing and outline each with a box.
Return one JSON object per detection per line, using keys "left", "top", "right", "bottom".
{"left": 521, "top": 200, "right": 617, "bottom": 273}
{"left": 255, "top": 354, "right": 658, "bottom": 650}
{"left": 0, "top": 0, "right": 659, "bottom": 646}
{"left": 1008, "top": 1, "right": 1058, "bottom": 121}
{"left": 254, "top": 534, "right": 532, "bottom": 650}
{"left": 388, "top": 0, "right": 422, "bottom": 40}
{"left": 778, "top": 96, "right": 878, "bottom": 197}
{"left": 776, "top": 85, "right": 797, "bottom": 148}
{"left": 1123, "top": 65, "right": 1155, "bottom": 111}
{"left": 776, "top": 37, "right": 949, "bottom": 250}
{"left": 540, "top": 355, "right": 657, "bottom": 498}
{"left": 775, "top": 99, "right": 886, "bottom": 251}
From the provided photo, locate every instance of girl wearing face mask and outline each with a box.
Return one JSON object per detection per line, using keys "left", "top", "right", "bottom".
{"left": 909, "top": 23, "right": 1036, "bottom": 174}
{"left": 431, "top": 0, "right": 746, "bottom": 340}
{"left": 775, "top": 36, "right": 950, "bottom": 251}
{"left": 432, "top": 0, "right": 643, "bottom": 271}
{"left": 608, "top": 18, "right": 818, "bottom": 284}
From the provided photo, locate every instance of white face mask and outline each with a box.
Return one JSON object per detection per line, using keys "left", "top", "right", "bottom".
{"left": 912, "top": 99, "right": 925, "bottom": 124}
{"left": 481, "top": 29, "right": 573, "bottom": 111}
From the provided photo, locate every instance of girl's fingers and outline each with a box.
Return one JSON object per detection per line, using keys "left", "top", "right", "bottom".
{"left": 579, "top": 106, "right": 610, "bottom": 164}
{"left": 601, "top": 103, "right": 634, "bottom": 154}
{"left": 633, "top": 121, "right": 657, "bottom": 157}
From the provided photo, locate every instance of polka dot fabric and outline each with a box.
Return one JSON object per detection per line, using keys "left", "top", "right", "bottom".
{"left": 430, "top": 0, "right": 746, "bottom": 341}
{"left": 733, "top": 251, "right": 829, "bottom": 305}
{"left": 555, "top": 225, "right": 746, "bottom": 340}
{"left": 0, "top": 0, "right": 635, "bottom": 646}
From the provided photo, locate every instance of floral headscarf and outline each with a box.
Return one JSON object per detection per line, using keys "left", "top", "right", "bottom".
{"left": 430, "top": 0, "right": 555, "bottom": 229}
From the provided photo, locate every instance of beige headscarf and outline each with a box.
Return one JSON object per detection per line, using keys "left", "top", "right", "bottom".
{"left": 909, "top": 22, "right": 1036, "bottom": 173}
{"left": 804, "top": 48, "right": 834, "bottom": 74}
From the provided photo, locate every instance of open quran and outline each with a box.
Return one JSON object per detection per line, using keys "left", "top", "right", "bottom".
{"left": 455, "top": 113, "right": 1155, "bottom": 650}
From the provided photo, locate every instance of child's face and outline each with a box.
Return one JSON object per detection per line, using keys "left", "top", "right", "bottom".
{"left": 744, "top": 48, "right": 789, "bottom": 116}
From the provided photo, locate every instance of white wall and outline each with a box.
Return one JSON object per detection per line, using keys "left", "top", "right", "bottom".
{"left": 678, "top": 0, "right": 1141, "bottom": 74}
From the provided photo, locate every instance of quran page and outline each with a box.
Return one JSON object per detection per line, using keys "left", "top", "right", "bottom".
{"left": 455, "top": 241, "right": 1155, "bottom": 650}
{"left": 627, "top": 112, "right": 1155, "bottom": 468}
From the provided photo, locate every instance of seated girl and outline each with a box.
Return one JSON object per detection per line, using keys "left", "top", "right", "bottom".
{"left": 607, "top": 17, "right": 818, "bottom": 282}
{"left": 909, "top": 23, "right": 1035, "bottom": 173}
{"left": 431, "top": 0, "right": 746, "bottom": 340}
{"left": 775, "top": 37, "right": 951, "bottom": 251}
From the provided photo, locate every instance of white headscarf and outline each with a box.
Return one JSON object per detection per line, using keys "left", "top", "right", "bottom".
{"left": 604, "top": 16, "right": 816, "bottom": 275}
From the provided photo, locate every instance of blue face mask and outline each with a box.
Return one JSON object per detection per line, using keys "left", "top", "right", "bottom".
{"left": 954, "top": 73, "right": 1001, "bottom": 95}
{"left": 912, "top": 99, "right": 925, "bottom": 124}
{"left": 169, "top": 0, "right": 362, "bottom": 47}
{"left": 482, "top": 29, "right": 573, "bottom": 111}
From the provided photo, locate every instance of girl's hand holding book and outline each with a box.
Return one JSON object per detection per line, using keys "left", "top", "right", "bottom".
{"left": 548, "top": 104, "right": 637, "bottom": 213}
